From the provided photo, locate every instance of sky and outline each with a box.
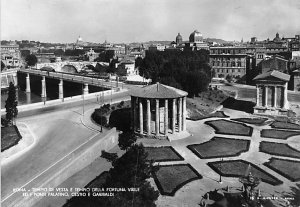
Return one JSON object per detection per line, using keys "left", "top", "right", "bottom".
{"left": 1, "top": 0, "right": 300, "bottom": 43}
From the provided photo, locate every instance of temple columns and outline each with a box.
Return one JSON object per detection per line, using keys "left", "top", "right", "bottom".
{"left": 155, "top": 99, "right": 159, "bottom": 136}
{"left": 274, "top": 86, "right": 277, "bottom": 108}
{"left": 147, "top": 99, "right": 151, "bottom": 135}
{"left": 178, "top": 98, "right": 182, "bottom": 132}
{"left": 172, "top": 99, "right": 176, "bottom": 134}
{"left": 164, "top": 99, "right": 168, "bottom": 135}
{"left": 133, "top": 97, "right": 138, "bottom": 131}
{"left": 41, "top": 76, "right": 47, "bottom": 98}
{"left": 264, "top": 86, "right": 268, "bottom": 107}
{"left": 26, "top": 73, "right": 31, "bottom": 93}
{"left": 256, "top": 85, "right": 260, "bottom": 106}
{"left": 182, "top": 97, "right": 187, "bottom": 131}
{"left": 139, "top": 99, "right": 143, "bottom": 134}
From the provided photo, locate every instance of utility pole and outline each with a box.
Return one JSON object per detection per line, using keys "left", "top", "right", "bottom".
{"left": 82, "top": 80, "right": 85, "bottom": 116}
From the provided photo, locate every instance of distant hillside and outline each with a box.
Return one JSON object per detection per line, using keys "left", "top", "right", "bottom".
{"left": 204, "top": 38, "right": 229, "bottom": 44}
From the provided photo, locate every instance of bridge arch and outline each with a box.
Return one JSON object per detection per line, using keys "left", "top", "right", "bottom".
{"left": 40, "top": 66, "right": 56, "bottom": 72}
{"left": 61, "top": 64, "right": 78, "bottom": 73}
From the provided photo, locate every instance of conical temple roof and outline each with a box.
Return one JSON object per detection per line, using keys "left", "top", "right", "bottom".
{"left": 130, "top": 82, "right": 188, "bottom": 99}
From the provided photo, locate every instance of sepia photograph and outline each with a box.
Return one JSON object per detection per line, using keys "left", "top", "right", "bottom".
{"left": 1, "top": 0, "right": 300, "bottom": 206}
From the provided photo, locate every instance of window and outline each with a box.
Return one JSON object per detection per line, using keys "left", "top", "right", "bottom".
{"left": 231, "top": 62, "right": 236, "bottom": 67}
{"left": 227, "top": 69, "right": 229, "bottom": 73}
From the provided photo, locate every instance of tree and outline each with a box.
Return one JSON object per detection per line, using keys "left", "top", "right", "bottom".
{"left": 64, "top": 143, "right": 159, "bottom": 207}
{"left": 135, "top": 57, "right": 143, "bottom": 68}
{"left": 118, "top": 132, "right": 137, "bottom": 151}
{"left": 102, "top": 143, "right": 159, "bottom": 206}
{"left": 138, "top": 50, "right": 211, "bottom": 96}
{"left": 107, "top": 59, "right": 119, "bottom": 73}
{"left": 25, "top": 54, "right": 37, "bottom": 67}
{"left": 226, "top": 74, "right": 233, "bottom": 83}
{"left": 5, "top": 82, "right": 18, "bottom": 125}
{"left": 1, "top": 61, "right": 5, "bottom": 70}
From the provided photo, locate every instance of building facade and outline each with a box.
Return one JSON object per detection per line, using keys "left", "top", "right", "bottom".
{"left": 1, "top": 44, "right": 21, "bottom": 68}
{"left": 209, "top": 47, "right": 248, "bottom": 79}
{"left": 117, "top": 60, "right": 136, "bottom": 76}
{"left": 259, "top": 55, "right": 288, "bottom": 74}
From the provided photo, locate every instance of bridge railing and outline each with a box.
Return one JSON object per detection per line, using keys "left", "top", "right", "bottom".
{"left": 19, "top": 68, "right": 117, "bottom": 88}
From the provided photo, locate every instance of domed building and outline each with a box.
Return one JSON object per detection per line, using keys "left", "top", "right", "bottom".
{"left": 186, "top": 30, "right": 209, "bottom": 51}
{"left": 176, "top": 33, "right": 183, "bottom": 45}
{"left": 76, "top": 35, "right": 83, "bottom": 45}
{"left": 189, "top": 30, "right": 203, "bottom": 43}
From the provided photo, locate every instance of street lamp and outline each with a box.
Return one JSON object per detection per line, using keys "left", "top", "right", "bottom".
{"left": 82, "top": 80, "right": 85, "bottom": 116}
{"left": 219, "top": 158, "right": 223, "bottom": 184}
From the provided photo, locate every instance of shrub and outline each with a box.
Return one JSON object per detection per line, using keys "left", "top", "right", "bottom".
{"left": 92, "top": 112, "right": 108, "bottom": 126}
{"left": 118, "top": 132, "right": 137, "bottom": 151}
{"left": 101, "top": 150, "right": 118, "bottom": 163}
{"left": 109, "top": 108, "right": 131, "bottom": 132}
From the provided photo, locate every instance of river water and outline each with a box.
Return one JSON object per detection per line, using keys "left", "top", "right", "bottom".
{"left": 1, "top": 89, "right": 49, "bottom": 109}
{"left": 1, "top": 84, "right": 106, "bottom": 109}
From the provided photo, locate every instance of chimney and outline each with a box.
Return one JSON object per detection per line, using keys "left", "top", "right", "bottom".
{"left": 156, "top": 82, "right": 159, "bottom": 91}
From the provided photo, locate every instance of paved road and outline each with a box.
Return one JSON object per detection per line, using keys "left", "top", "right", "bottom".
{"left": 1, "top": 90, "right": 131, "bottom": 206}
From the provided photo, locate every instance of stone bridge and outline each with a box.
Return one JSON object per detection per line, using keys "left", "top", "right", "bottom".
{"left": 36, "top": 61, "right": 99, "bottom": 73}
{"left": 18, "top": 68, "right": 119, "bottom": 100}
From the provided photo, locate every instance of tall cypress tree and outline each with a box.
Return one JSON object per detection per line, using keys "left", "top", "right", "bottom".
{"left": 5, "top": 82, "right": 18, "bottom": 125}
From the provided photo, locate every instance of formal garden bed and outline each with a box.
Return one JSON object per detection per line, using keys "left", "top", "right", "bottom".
{"left": 231, "top": 117, "right": 268, "bottom": 126}
{"left": 207, "top": 160, "right": 283, "bottom": 185}
{"left": 270, "top": 121, "right": 300, "bottom": 131}
{"left": 259, "top": 141, "right": 300, "bottom": 159}
{"left": 205, "top": 119, "right": 253, "bottom": 136}
{"left": 261, "top": 129, "right": 300, "bottom": 140}
{"left": 152, "top": 164, "right": 202, "bottom": 196}
{"left": 144, "top": 146, "right": 184, "bottom": 162}
{"left": 1, "top": 126, "right": 22, "bottom": 152}
{"left": 264, "top": 158, "right": 300, "bottom": 182}
{"left": 187, "top": 137, "right": 250, "bottom": 159}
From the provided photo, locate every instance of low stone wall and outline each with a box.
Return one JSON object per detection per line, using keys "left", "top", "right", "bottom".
{"left": 2, "top": 128, "right": 119, "bottom": 207}
{"left": 1, "top": 88, "right": 128, "bottom": 117}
